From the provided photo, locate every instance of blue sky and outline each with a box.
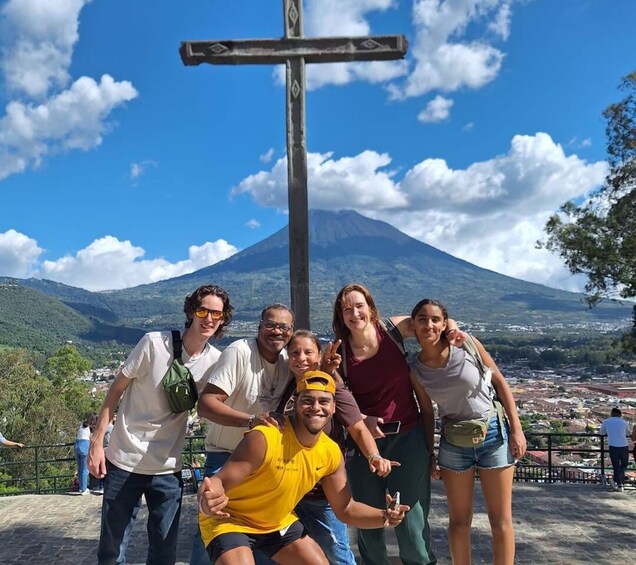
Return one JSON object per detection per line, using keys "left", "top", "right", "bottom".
{"left": 0, "top": 0, "right": 634, "bottom": 292}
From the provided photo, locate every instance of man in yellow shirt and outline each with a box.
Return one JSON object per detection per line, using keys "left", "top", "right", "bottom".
{"left": 198, "top": 371, "right": 408, "bottom": 564}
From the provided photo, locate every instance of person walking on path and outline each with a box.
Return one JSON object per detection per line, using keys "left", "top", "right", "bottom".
{"left": 0, "top": 431, "right": 25, "bottom": 448}
{"left": 600, "top": 407, "right": 630, "bottom": 492}
{"left": 198, "top": 372, "right": 409, "bottom": 565}
{"left": 88, "top": 284, "right": 233, "bottom": 565}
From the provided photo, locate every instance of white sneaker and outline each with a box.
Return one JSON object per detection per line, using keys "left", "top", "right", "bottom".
{"left": 80, "top": 489, "right": 90, "bottom": 495}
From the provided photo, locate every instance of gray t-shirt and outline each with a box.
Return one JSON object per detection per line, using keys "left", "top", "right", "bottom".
{"left": 409, "top": 346, "right": 492, "bottom": 422}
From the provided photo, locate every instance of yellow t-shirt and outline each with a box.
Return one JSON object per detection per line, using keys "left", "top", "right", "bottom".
{"left": 200, "top": 418, "right": 341, "bottom": 546}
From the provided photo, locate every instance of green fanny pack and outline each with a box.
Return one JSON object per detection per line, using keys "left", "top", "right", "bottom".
{"left": 443, "top": 401, "right": 505, "bottom": 448}
{"left": 162, "top": 330, "right": 199, "bottom": 414}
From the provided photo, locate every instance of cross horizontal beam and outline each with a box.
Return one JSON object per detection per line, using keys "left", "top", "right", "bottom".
{"left": 180, "top": 36, "right": 407, "bottom": 66}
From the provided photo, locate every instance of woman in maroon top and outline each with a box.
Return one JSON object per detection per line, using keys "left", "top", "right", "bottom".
{"left": 332, "top": 283, "right": 438, "bottom": 565}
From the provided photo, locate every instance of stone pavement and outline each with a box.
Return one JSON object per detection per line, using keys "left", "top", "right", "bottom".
{"left": 0, "top": 481, "right": 634, "bottom": 564}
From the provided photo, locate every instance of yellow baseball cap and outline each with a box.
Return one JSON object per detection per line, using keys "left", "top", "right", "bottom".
{"left": 296, "top": 371, "right": 336, "bottom": 394}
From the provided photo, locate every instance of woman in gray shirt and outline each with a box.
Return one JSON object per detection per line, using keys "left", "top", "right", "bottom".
{"left": 409, "top": 298, "right": 525, "bottom": 565}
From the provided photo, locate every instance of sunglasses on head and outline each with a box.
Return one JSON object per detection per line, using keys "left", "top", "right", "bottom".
{"left": 194, "top": 307, "right": 224, "bottom": 320}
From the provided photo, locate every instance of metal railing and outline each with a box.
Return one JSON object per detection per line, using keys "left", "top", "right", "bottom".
{"left": 1, "top": 432, "right": 632, "bottom": 496}
{"left": 0, "top": 437, "right": 207, "bottom": 496}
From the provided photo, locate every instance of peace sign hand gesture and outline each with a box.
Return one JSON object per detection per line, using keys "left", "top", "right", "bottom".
{"left": 320, "top": 340, "right": 342, "bottom": 376}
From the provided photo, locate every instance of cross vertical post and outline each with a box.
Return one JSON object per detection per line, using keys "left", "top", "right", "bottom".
{"left": 284, "top": 0, "right": 310, "bottom": 330}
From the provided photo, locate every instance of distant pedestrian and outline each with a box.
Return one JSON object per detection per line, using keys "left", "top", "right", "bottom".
{"left": 75, "top": 413, "right": 97, "bottom": 495}
{"left": 0, "top": 431, "right": 25, "bottom": 448}
{"left": 600, "top": 408, "right": 630, "bottom": 492}
{"left": 632, "top": 424, "right": 636, "bottom": 466}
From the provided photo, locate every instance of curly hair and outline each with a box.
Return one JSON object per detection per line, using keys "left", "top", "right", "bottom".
{"left": 183, "top": 285, "right": 233, "bottom": 338}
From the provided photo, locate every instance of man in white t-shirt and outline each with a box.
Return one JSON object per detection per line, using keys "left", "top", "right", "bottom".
{"left": 88, "top": 285, "right": 234, "bottom": 565}
{"left": 190, "top": 303, "right": 294, "bottom": 565}
{"left": 599, "top": 407, "right": 630, "bottom": 492}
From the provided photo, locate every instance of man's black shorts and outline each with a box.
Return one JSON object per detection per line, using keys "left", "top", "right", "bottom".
{"left": 208, "top": 520, "right": 305, "bottom": 561}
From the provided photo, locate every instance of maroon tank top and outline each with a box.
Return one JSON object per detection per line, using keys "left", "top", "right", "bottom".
{"left": 345, "top": 324, "right": 420, "bottom": 429}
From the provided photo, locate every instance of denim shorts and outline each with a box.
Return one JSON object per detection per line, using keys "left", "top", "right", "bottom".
{"left": 438, "top": 414, "right": 515, "bottom": 472}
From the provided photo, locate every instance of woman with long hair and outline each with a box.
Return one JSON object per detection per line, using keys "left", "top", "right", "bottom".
{"left": 409, "top": 298, "right": 526, "bottom": 565}
{"left": 332, "top": 283, "right": 439, "bottom": 565}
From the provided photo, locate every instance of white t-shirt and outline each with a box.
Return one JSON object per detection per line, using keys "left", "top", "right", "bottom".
{"left": 76, "top": 424, "right": 91, "bottom": 441}
{"left": 106, "top": 331, "right": 220, "bottom": 474}
{"left": 599, "top": 416, "right": 629, "bottom": 448}
{"left": 204, "top": 338, "right": 291, "bottom": 453}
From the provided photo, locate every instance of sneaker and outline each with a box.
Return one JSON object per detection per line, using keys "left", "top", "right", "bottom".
{"left": 80, "top": 489, "right": 90, "bottom": 496}
{"left": 617, "top": 485, "right": 624, "bottom": 492}
{"left": 91, "top": 488, "right": 104, "bottom": 495}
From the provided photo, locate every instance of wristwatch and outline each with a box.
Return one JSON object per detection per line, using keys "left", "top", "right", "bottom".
{"left": 247, "top": 415, "right": 257, "bottom": 429}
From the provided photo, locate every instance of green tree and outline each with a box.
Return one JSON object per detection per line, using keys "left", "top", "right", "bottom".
{"left": 542, "top": 71, "right": 636, "bottom": 350}
{"left": 43, "top": 345, "right": 101, "bottom": 423}
{"left": 44, "top": 344, "right": 92, "bottom": 380}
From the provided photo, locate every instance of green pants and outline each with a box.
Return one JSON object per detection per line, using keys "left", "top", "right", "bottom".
{"left": 345, "top": 424, "right": 436, "bottom": 565}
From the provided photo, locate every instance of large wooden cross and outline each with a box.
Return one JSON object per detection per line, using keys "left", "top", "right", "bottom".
{"left": 180, "top": 1, "right": 407, "bottom": 329}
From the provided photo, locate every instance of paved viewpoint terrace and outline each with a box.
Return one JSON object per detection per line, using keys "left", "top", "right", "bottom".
{"left": 0, "top": 482, "right": 634, "bottom": 564}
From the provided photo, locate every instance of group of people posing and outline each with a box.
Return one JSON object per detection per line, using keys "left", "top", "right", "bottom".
{"left": 87, "top": 283, "right": 527, "bottom": 565}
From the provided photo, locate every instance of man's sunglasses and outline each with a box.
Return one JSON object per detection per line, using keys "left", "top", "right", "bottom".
{"left": 194, "top": 307, "right": 224, "bottom": 320}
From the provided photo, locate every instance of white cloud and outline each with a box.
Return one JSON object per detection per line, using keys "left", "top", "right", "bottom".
{"left": 0, "top": 0, "right": 137, "bottom": 181}
{"left": 305, "top": 0, "right": 396, "bottom": 36}
{"left": 130, "top": 159, "right": 158, "bottom": 182}
{"left": 246, "top": 219, "right": 261, "bottom": 229}
{"left": 0, "top": 231, "right": 238, "bottom": 291}
{"left": 39, "top": 236, "right": 238, "bottom": 291}
{"left": 0, "top": 0, "right": 92, "bottom": 98}
{"left": 271, "top": 1, "right": 512, "bottom": 103}
{"left": 388, "top": 0, "right": 509, "bottom": 100}
{"left": 231, "top": 132, "right": 607, "bottom": 292}
{"left": 418, "top": 95, "right": 454, "bottom": 123}
{"left": 400, "top": 133, "right": 607, "bottom": 213}
{"left": 231, "top": 150, "right": 407, "bottom": 210}
{"left": 259, "top": 148, "right": 275, "bottom": 163}
{"left": 0, "top": 75, "right": 138, "bottom": 180}
{"left": 568, "top": 136, "right": 592, "bottom": 149}
{"left": 489, "top": 1, "right": 512, "bottom": 40}
{"left": 0, "top": 229, "right": 42, "bottom": 277}
{"left": 388, "top": 132, "right": 607, "bottom": 289}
